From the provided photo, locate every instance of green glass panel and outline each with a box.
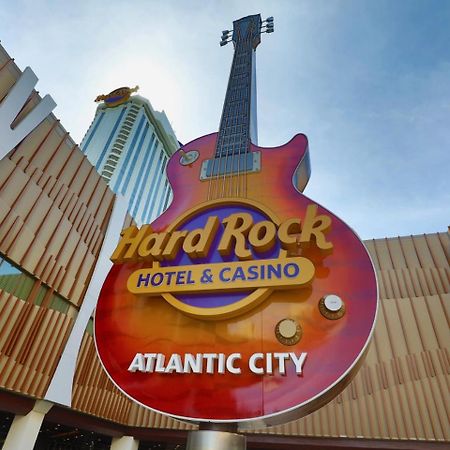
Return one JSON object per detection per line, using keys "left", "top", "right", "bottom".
{"left": 49, "top": 293, "right": 70, "bottom": 314}
{"left": 34, "top": 286, "right": 48, "bottom": 306}
{"left": 0, "top": 274, "right": 21, "bottom": 295}
{"left": 13, "top": 274, "right": 34, "bottom": 301}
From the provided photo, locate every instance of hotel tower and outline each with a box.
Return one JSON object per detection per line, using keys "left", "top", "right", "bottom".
{"left": 81, "top": 88, "right": 179, "bottom": 226}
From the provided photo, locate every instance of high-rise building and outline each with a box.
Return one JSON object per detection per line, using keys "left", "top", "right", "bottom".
{"left": 81, "top": 88, "right": 179, "bottom": 225}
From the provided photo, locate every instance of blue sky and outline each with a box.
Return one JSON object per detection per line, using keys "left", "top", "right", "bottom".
{"left": 1, "top": 0, "right": 449, "bottom": 239}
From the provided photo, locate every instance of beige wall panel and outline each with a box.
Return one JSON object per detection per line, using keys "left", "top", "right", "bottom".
{"left": 19, "top": 312, "right": 55, "bottom": 392}
{"left": 0, "top": 166, "right": 29, "bottom": 207}
{"left": 0, "top": 292, "right": 23, "bottom": 350}
{"left": 386, "top": 238, "right": 408, "bottom": 269}
{"left": 382, "top": 300, "right": 410, "bottom": 357}
{"left": 425, "top": 233, "right": 449, "bottom": 267}
{"left": 372, "top": 239, "right": 394, "bottom": 269}
{"left": 78, "top": 211, "right": 92, "bottom": 242}
{"left": 0, "top": 158, "right": 16, "bottom": 190}
{"left": 397, "top": 236, "right": 422, "bottom": 268}
{"left": 73, "top": 202, "right": 88, "bottom": 232}
{"left": 12, "top": 119, "right": 54, "bottom": 163}
{"left": 58, "top": 242, "right": 88, "bottom": 303}
{"left": 427, "top": 294, "right": 450, "bottom": 349}
{"left": 89, "top": 181, "right": 113, "bottom": 224}
{"left": 27, "top": 127, "right": 65, "bottom": 169}
{"left": 69, "top": 252, "right": 95, "bottom": 302}
{"left": 89, "top": 227, "right": 103, "bottom": 256}
{"left": 21, "top": 191, "right": 52, "bottom": 234}
{"left": 33, "top": 205, "right": 62, "bottom": 251}
{"left": 8, "top": 176, "right": 41, "bottom": 220}
{"left": 44, "top": 215, "right": 73, "bottom": 261}
{"left": 412, "top": 297, "right": 442, "bottom": 351}
{"left": 19, "top": 233, "right": 47, "bottom": 276}
{"left": 79, "top": 168, "right": 103, "bottom": 210}
{"left": 0, "top": 198, "right": 12, "bottom": 239}
{"left": 54, "top": 226, "right": 80, "bottom": 274}
{"left": 0, "top": 66, "right": 17, "bottom": 100}
{"left": 396, "top": 298, "right": 425, "bottom": 354}
{"left": 43, "top": 142, "right": 74, "bottom": 181}
{"left": 79, "top": 168, "right": 102, "bottom": 209}
{"left": 54, "top": 183, "right": 71, "bottom": 211}
{"left": 0, "top": 295, "right": 72, "bottom": 397}
{"left": 437, "top": 232, "right": 450, "bottom": 261}
{"left": 60, "top": 151, "right": 87, "bottom": 195}
{"left": 0, "top": 214, "right": 25, "bottom": 259}
{"left": 371, "top": 302, "right": 395, "bottom": 360}
{"left": 412, "top": 234, "right": 438, "bottom": 268}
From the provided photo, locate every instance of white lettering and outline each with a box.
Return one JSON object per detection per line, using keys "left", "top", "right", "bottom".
{"left": 155, "top": 353, "right": 166, "bottom": 372}
{"left": 217, "top": 353, "right": 226, "bottom": 374}
{"left": 203, "top": 353, "right": 218, "bottom": 374}
{"left": 249, "top": 353, "right": 264, "bottom": 374}
{"left": 165, "top": 354, "right": 183, "bottom": 373}
{"left": 127, "top": 351, "right": 307, "bottom": 375}
{"left": 128, "top": 353, "right": 145, "bottom": 372}
{"left": 290, "top": 352, "right": 307, "bottom": 374}
{"left": 226, "top": 353, "right": 242, "bottom": 374}
{"left": 144, "top": 353, "right": 157, "bottom": 372}
{"left": 274, "top": 352, "right": 290, "bottom": 375}
{"left": 184, "top": 353, "right": 203, "bottom": 373}
{"left": 266, "top": 352, "right": 273, "bottom": 374}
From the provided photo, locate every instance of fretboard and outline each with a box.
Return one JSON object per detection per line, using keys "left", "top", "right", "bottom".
{"left": 215, "top": 39, "right": 254, "bottom": 158}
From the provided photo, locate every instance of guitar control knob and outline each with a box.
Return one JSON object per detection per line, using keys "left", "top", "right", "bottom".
{"left": 319, "top": 294, "right": 345, "bottom": 320}
{"left": 275, "top": 318, "right": 302, "bottom": 346}
{"left": 179, "top": 150, "right": 199, "bottom": 165}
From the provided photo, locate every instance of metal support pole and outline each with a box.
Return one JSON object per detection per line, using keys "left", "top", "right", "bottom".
{"left": 186, "top": 423, "right": 246, "bottom": 450}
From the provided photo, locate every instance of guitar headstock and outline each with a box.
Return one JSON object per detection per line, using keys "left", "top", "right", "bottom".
{"left": 220, "top": 14, "right": 274, "bottom": 49}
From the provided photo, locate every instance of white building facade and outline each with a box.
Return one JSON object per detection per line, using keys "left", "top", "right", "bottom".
{"left": 81, "top": 91, "right": 179, "bottom": 225}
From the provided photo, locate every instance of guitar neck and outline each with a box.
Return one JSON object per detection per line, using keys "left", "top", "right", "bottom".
{"left": 215, "top": 16, "right": 261, "bottom": 158}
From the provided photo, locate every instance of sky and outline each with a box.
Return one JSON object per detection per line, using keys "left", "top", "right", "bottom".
{"left": 1, "top": 0, "right": 449, "bottom": 240}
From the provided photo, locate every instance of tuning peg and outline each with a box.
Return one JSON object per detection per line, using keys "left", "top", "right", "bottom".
{"left": 222, "top": 30, "right": 231, "bottom": 36}
{"left": 261, "top": 16, "right": 275, "bottom": 34}
{"left": 220, "top": 34, "right": 232, "bottom": 46}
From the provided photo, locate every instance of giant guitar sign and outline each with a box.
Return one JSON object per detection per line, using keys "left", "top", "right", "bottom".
{"left": 95, "top": 14, "right": 378, "bottom": 427}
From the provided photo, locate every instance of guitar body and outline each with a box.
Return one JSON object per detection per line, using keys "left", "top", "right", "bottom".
{"left": 95, "top": 132, "right": 378, "bottom": 426}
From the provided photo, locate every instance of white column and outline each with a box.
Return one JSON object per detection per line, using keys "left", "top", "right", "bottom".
{"left": 111, "top": 435, "right": 139, "bottom": 450}
{"left": 2, "top": 400, "right": 53, "bottom": 450}
{"left": 45, "top": 194, "right": 129, "bottom": 406}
